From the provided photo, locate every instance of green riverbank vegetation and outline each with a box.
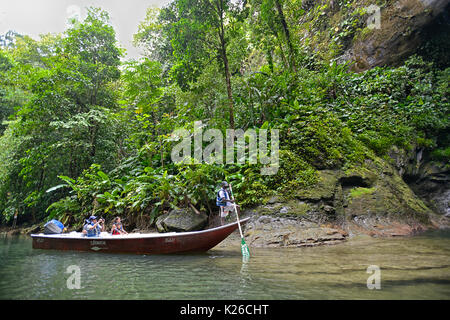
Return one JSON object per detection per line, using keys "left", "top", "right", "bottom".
{"left": 0, "top": 1, "right": 448, "bottom": 231}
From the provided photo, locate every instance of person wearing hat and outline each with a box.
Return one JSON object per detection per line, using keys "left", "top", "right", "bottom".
{"left": 82, "top": 215, "right": 105, "bottom": 237}
{"left": 216, "top": 181, "right": 236, "bottom": 225}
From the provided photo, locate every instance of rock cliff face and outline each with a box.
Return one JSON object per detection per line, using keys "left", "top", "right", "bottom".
{"left": 389, "top": 146, "right": 450, "bottom": 216}
{"left": 340, "top": 0, "right": 449, "bottom": 71}
{"left": 297, "top": 0, "right": 449, "bottom": 71}
{"left": 240, "top": 153, "right": 449, "bottom": 247}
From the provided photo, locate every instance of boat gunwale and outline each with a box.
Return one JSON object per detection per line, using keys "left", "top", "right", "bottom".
{"left": 30, "top": 217, "right": 250, "bottom": 240}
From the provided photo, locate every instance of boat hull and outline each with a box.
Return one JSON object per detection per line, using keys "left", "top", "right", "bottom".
{"left": 31, "top": 218, "right": 250, "bottom": 254}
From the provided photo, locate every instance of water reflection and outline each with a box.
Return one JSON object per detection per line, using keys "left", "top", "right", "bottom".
{"left": 0, "top": 231, "right": 449, "bottom": 299}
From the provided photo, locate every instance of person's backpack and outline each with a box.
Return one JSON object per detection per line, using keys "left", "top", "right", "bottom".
{"left": 43, "top": 219, "right": 64, "bottom": 234}
{"left": 216, "top": 189, "right": 228, "bottom": 207}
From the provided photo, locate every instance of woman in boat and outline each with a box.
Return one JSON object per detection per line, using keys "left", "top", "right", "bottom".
{"left": 111, "top": 217, "right": 128, "bottom": 235}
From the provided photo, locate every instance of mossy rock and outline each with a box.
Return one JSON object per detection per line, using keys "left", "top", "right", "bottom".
{"left": 279, "top": 200, "right": 313, "bottom": 217}
{"left": 349, "top": 187, "right": 376, "bottom": 198}
{"left": 340, "top": 166, "right": 377, "bottom": 187}
{"left": 296, "top": 170, "right": 340, "bottom": 201}
{"left": 254, "top": 203, "right": 284, "bottom": 216}
{"left": 344, "top": 170, "right": 432, "bottom": 223}
{"left": 156, "top": 208, "right": 208, "bottom": 232}
{"left": 155, "top": 212, "right": 170, "bottom": 233}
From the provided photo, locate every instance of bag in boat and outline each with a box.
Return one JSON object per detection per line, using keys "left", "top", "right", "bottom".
{"left": 43, "top": 219, "right": 64, "bottom": 234}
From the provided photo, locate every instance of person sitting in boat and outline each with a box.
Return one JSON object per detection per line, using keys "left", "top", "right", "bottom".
{"left": 82, "top": 216, "right": 105, "bottom": 237}
{"left": 111, "top": 217, "right": 128, "bottom": 235}
{"left": 216, "top": 181, "right": 237, "bottom": 225}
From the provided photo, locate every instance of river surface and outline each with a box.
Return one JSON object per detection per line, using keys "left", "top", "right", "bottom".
{"left": 0, "top": 230, "right": 449, "bottom": 299}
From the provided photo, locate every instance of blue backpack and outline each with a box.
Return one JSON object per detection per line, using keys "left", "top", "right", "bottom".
{"left": 43, "top": 219, "right": 64, "bottom": 234}
{"left": 216, "top": 189, "right": 229, "bottom": 207}
{"left": 216, "top": 189, "right": 231, "bottom": 207}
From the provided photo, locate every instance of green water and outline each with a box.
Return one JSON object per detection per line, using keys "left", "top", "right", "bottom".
{"left": 0, "top": 230, "right": 449, "bottom": 299}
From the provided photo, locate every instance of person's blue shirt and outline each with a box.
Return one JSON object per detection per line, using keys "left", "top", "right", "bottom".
{"left": 85, "top": 222, "right": 102, "bottom": 237}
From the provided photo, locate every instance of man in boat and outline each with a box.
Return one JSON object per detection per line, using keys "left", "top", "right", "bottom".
{"left": 111, "top": 217, "right": 128, "bottom": 235}
{"left": 216, "top": 181, "right": 237, "bottom": 225}
{"left": 82, "top": 216, "right": 105, "bottom": 237}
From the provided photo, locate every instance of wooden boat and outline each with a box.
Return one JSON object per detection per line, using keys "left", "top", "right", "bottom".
{"left": 31, "top": 217, "right": 250, "bottom": 254}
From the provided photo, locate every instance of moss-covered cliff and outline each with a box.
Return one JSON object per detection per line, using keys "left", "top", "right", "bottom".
{"left": 294, "top": 0, "right": 449, "bottom": 70}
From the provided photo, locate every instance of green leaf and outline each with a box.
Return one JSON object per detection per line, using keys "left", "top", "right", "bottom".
{"left": 97, "top": 171, "right": 110, "bottom": 181}
{"left": 58, "top": 175, "right": 76, "bottom": 184}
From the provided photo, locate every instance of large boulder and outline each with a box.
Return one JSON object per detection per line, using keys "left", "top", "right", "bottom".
{"left": 155, "top": 208, "right": 208, "bottom": 233}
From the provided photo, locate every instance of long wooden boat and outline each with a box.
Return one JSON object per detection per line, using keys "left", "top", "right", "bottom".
{"left": 31, "top": 217, "right": 250, "bottom": 254}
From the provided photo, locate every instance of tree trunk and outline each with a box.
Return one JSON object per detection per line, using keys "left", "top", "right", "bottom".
{"left": 217, "top": 0, "right": 235, "bottom": 129}
{"left": 222, "top": 47, "right": 235, "bottom": 129}
{"left": 89, "top": 123, "right": 98, "bottom": 159}
{"left": 274, "top": 0, "right": 296, "bottom": 72}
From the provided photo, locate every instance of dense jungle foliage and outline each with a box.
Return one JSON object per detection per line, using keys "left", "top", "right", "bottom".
{"left": 0, "top": 1, "right": 448, "bottom": 230}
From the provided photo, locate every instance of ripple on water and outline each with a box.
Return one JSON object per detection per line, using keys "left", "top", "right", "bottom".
{"left": 0, "top": 232, "right": 449, "bottom": 299}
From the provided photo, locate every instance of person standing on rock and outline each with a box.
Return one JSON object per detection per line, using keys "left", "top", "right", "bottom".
{"left": 216, "top": 181, "right": 237, "bottom": 225}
